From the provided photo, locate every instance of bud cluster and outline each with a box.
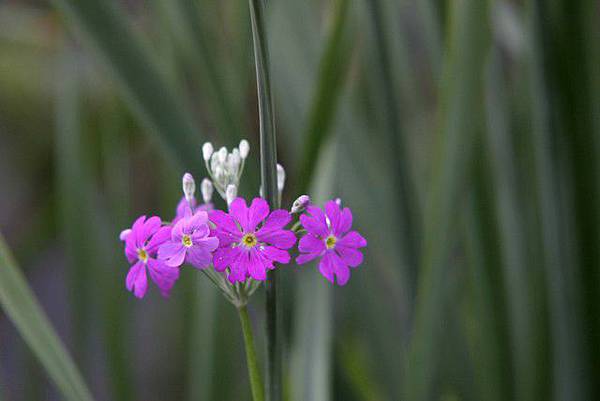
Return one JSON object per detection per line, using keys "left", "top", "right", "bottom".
{"left": 202, "top": 140, "right": 249, "bottom": 200}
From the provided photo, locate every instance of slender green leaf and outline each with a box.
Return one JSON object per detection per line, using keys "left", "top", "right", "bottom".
{"left": 248, "top": 1, "right": 281, "bottom": 400}
{"left": 0, "top": 233, "right": 94, "bottom": 401}
{"left": 290, "top": 138, "right": 337, "bottom": 401}
{"left": 50, "top": 0, "right": 201, "bottom": 168}
{"left": 364, "top": 0, "right": 421, "bottom": 294}
{"left": 406, "top": 1, "right": 491, "bottom": 399}
{"left": 483, "top": 49, "right": 539, "bottom": 401}
{"left": 527, "top": 1, "right": 595, "bottom": 399}
{"left": 296, "top": 0, "right": 352, "bottom": 194}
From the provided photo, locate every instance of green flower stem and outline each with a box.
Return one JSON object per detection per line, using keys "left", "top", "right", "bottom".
{"left": 238, "top": 305, "right": 265, "bottom": 401}
{"left": 247, "top": 0, "right": 282, "bottom": 400}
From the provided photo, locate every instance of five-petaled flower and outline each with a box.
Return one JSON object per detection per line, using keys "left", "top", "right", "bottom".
{"left": 210, "top": 197, "right": 296, "bottom": 283}
{"left": 158, "top": 207, "right": 219, "bottom": 269}
{"left": 122, "top": 216, "right": 179, "bottom": 298}
{"left": 296, "top": 200, "right": 367, "bottom": 285}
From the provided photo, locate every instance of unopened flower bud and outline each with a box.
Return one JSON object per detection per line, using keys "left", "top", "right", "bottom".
{"left": 335, "top": 198, "right": 342, "bottom": 206}
{"left": 182, "top": 173, "right": 196, "bottom": 202}
{"left": 277, "top": 164, "right": 286, "bottom": 192}
{"left": 201, "top": 178, "right": 213, "bottom": 204}
{"left": 291, "top": 195, "right": 310, "bottom": 213}
{"left": 202, "top": 142, "right": 214, "bottom": 162}
{"left": 119, "top": 228, "right": 132, "bottom": 241}
{"left": 217, "top": 147, "right": 228, "bottom": 164}
{"left": 239, "top": 139, "right": 249, "bottom": 159}
{"left": 226, "top": 184, "right": 237, "bottom": 206}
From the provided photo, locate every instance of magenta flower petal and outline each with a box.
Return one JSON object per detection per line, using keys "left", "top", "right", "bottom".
{"left": 338, "top": 231, "right": 367, "bottom": 248}
{"left": 126, "top": 261, "right": 148, "bottom": 298}
{"left": 125, "top": 243, "right": 138, "bottom": 264}
{"left": 140, "top": 216, "right": 162, "bottom": 244}
{"left": 300, "top": 208, "right": 329, "bottom": 237}
{"left": 247, "top": 250, "right": 267, "bottom": 281}
{"left": 257, "top": 210, "right": 292, "bottom": 234}
{"left": 186, "top": 246, "right": 213, "bottom": 269}
{"left": 335, "top": 245, "right": 364, "bottom": 267}
{"left": 337, "top": 207, "right": 353, "bottom": 236}
{"left": 147, "top": 259, "right": 179, "bottom": 297}
{"left": 318, "top": 252, "right": 335, "bottom": 284}
{"left": 210, "top": 210, "right": 242, "bottom": 245}
{"left": 185, "top": 210, "right": 209, "bottom": 232}
{"left": 330, "top": 252, "right": 350, "bottom": 285}
{"left": 256, "top": 229, "right": 296, "bottom": 250}
{"left": 296, "top": 252, "right": 320, "bottom": 265}
{"left": 247, "top": 198, "right": 270, "bottom": 231}
{"left": 158, "top": 242, "right": 186, "bottom": 267}
{"left": 325, "top": 200, "right": 341, "bottom": 231}
{"left": 171, "top": 218, "right": 186, "bottom": 241}
{"left": 175, "top": 196, "right": 197, "bottom": 222}
{"left": 146, "top": 226, "right": 172, "bottom": 254}
{"left": 213, "top": 246, "right": 240, "bottom": 272}
{"left": 229, "top": 198, "right": 249, "bottom": 230}
{"left": 262, "top": 246, "right": 291, "bottom": 264}
{"left": 298, "top": 233, "right": 326, "bottom": 254}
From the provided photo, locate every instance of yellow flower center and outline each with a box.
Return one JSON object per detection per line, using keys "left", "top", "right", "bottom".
{"left": 182, "top": 234, "right": 193, "bottom": 248}
{"left": 242, "top": 233, "right": 258, "bottom": 248}
{"left": 137, "top": 248, "right": 149, "bottom": 263}
{"left": 325, "top": 235, "right": 337, "bottom": 250}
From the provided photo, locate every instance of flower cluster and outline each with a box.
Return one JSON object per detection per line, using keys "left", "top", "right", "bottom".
{"left": 119, "top": 140, "right": 367, "bottom": 300}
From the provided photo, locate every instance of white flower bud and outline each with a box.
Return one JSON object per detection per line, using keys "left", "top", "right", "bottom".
{"left": 201, "top": 178, "right": 213, "bottom": 204}
{"left": 182, "top": 172, "right": 196, "bottom": 202}
{"left": 226, "top": 184, "right": 237, "bottom": 206}
{"left": 335, "top": 198, "right": 342, "bottom": 206}
{"left": 277, "top": 163, "right": 286, "bottom": 192}
{"left": 202, "top": 142, "right": 214, "bottom": 162}
{"left": 217, "top": 147, "right": 228, "bottom": 164}
{"left": 119, "top": 228, "right": 131, "bottom": 241}
{"left": 239, "top": 139, "right": 249, "bottom": 159}
{"left": 227, "top": 151, "right": 241, "bottom": 174}
{"left": 291, "top": 195, "right": 311, "bottom": 213}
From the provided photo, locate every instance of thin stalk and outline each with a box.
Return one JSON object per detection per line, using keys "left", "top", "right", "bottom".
{"left": 248, "top": 1, "right": 281, "bottom": 400}
{"left": 238, "top": 306, "right": 265, "bottom": 401}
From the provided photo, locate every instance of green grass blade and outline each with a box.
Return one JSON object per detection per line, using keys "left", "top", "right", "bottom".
{"left": 364, "top": 0, "right": 421, "bottom": 291}
{"left": 527, "top": 1, "right": 596, "bottom": 399}
{"left": 50, "top": 0, "right": 201, "bottom": 168}
{"left": 296, "top": 0, "right": 352, "bottom": 194}
{"left": 248, "top": 1, "right": 281, "bottom": 400}
{"left": 483, "top": 49, "right": 542, "bottom": 401}
{"left": 290, "top": 139, "right": 337, "bottom": 401}
{"left": 54, "top": 51, "right": 91, "bottom": 368}
{"left": 406, "top": 1, "right": 491, "bottom": 399}
{"left": 0, "top": 233, "right": 95, "bottom": 401}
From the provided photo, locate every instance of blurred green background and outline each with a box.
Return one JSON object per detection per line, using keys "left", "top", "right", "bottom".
{"left": 0, "top": 0, "right": 598, "bottom": 400}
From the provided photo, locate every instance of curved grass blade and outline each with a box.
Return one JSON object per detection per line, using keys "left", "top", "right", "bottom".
{"left": 296, "top": 0, "right": 352, "bottom": 194}
{"left": 0, "top": 233, "right": 95, "bottom": 401}
{"left": 406, "top": 1, "right": 491, "bottom": 399}
{"left": 50, "top": 0, "right": 201, "bottom": 168}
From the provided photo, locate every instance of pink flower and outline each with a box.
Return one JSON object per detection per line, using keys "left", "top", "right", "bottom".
{"left": 174, "top": 197, "right": 213, "bottom": 224}
{"left": 158, "top": 207, "right": 219, "bottom": 269}
{"left": 210, "top": 197, "right": 296, "bottom": 283}
{"left": 296, "top": 200, "right": 367, "bottom": 285}
{"left": 122, "top": 215, "right": 179, "bottom": 298}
